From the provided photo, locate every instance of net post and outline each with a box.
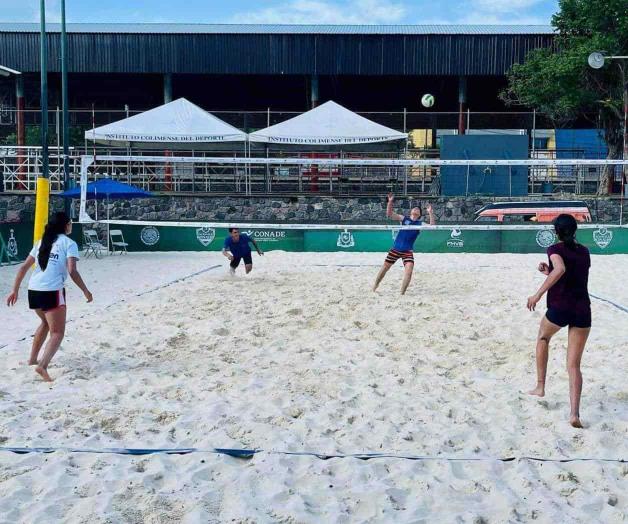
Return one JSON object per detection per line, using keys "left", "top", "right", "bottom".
{"left": 79, "top": 155, "right": 95, "bottom": 223}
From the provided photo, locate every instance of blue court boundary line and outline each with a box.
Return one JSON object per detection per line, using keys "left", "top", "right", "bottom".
{"left": 590, "top": 293, "right": 628, "bottom": 314}
{"left": 0, "top": 446, "right": 624, "bottom": 463}
{"left": 0, "top": 264, "right": 223, "bottom": 351}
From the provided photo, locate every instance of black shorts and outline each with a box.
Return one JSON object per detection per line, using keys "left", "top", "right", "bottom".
{"left": 28, "top": 289, "right": 66, "bottom": 311}
{"left": 546, "top": 307, "right": 591, "bottom": 329}
{"left": 385, "top": 249, "right": 414, "bottom": 265}
{"left": 230, "top": 253, "right": 253, "bottom": 268}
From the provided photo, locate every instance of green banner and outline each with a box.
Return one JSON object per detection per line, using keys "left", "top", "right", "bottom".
{"left": 0, "top": 222, "right": 83, "bottom": 262}
{"left": 92, "top": 224, "right": 628, "bottom": 255}
{"left": 117, "top": 225, "right": 304, "bottom": 252}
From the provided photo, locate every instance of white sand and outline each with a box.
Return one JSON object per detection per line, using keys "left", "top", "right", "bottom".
{"left": 1, "top": 251, "right": 627, "bottom": 523}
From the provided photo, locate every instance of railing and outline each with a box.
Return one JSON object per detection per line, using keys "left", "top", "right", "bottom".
{"left": 0, "top": 108, "right": 553, "bottom": 142}
{"left": 1, "top": 146, "right": 624, "bottom": 196}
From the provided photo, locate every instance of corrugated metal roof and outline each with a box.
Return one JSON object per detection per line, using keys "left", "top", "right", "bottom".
{"left": 0, "top": 23, "right": 555, "bottom": 35}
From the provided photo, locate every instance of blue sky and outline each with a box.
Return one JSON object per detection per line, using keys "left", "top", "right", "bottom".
{"left": 0, "top": 0, "right": 559, "bottom": 25}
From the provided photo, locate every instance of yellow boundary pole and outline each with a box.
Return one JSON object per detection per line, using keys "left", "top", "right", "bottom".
{"left": 33, "top": 177, "right": 50, "bottom": 244}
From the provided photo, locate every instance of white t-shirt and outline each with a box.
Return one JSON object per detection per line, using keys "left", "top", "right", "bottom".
{"left": 28, "top": 234, "right": 80, "bottom": 291}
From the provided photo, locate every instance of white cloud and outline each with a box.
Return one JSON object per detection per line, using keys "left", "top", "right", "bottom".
{"left": 458, "top": 12, "right": 548, "bottom": 24}
{"left": 470, "top": 0, "right": 543, "bottom": 13}
{"left": 233, "top": 0, "right": 407, "bottom": 24}
{"left": 458, "top": 0, "right": 549, "bottom": 23}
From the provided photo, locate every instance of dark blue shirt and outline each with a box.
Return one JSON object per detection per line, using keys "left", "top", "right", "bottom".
{"left": 393, "top": 217, "right": 422, "bottom": 251}
{"left": 223, "top": 234, "right": 253, "bottom": 257}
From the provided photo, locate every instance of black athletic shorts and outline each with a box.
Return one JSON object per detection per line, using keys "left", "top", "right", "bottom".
{"left": 385, "top": 249, "right": 414, "bottom": 265}
{"left": 546, "top": 307, "right": 591, "bottom": 329}
{"left": 230, "top": 253, "right": 253, "bottom": 268}
{"left": 28, "top": 289, "right": 66, "bottom": 311}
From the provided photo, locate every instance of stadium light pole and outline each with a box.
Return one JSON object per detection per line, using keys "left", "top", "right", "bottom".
{"left": 33, "top": 0, "right": 50, "bottom": 245}
{"left": 588, "top": 52, "right": 628, "bottom": 199}
{"left": 60, "top": 0, "right": 71, "bottom": 214}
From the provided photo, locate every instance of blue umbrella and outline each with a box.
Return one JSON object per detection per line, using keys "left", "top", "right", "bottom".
{"left": 61, "top": 178, "right": 152, "bottom": 200}
{"left": 62, "top": 178, "right": 153, "bottom": 251}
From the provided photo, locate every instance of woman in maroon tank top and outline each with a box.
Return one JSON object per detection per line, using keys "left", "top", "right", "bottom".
{"left": 526, "top": 214, "right": 591, "bottom": 428}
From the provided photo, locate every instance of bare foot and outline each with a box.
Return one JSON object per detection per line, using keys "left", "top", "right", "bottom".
{"left": 527, "top": 385, "right": 545, "bottom": 397}
{"left": 20, "top": 360, "right": 38, "bottom": 366}
{"left": 35, "top": 366, "right": 53, "bottom": 382}
{"left": 570, "top": 416, "right": 583, "bottom": 428}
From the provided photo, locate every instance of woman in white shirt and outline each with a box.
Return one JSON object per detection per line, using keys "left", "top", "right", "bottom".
{"left": 6, "top": 212, "right": 92, "bottom": 382}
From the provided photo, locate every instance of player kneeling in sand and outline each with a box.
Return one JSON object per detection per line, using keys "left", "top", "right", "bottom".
{"left": 222, "top": 228, "right": 263, "bottom": 275}
{"left": 373, "top": 193, "right": 435, "bottom": 295}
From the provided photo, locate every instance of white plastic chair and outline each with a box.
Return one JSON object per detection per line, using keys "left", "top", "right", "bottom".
{"left": 109, "top": 229, "right": 128, "bottom": 255}
{"left": 82, "top": 229, "right": 106, "bottom": 259}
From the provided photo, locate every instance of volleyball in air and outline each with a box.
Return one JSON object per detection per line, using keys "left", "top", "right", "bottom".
{"left": 421, "top": 94, "right": 435, "bottom": 108}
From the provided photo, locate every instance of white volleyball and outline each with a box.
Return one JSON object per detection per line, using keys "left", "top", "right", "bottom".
{"left": 421, "top": 94, "right": 435, "bottom": 108}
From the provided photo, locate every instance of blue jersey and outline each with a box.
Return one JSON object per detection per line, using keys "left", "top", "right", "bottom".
{"left": 223, "top": 234, "right": 253, "bottom": 257}
{"left": 393, "top": 217, "right": 421, "bottom": 251}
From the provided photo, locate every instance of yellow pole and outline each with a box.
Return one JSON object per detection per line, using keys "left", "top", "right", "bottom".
{"left": 33, "top": 177, "right": 50, "bottom": 243}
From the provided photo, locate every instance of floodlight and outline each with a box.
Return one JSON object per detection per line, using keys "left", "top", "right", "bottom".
{"left": 588, "top": 52, "right": 606, "bottom": 69}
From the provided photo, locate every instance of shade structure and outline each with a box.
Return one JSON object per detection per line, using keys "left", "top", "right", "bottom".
{"left": 248, "top": 101, "right": 407, "bottom": 146}
{"left": 61, "top": 178, "right": 152, "bottom": 200}
{"left": 84, "top": 98, "right": 247, "bottom": 148}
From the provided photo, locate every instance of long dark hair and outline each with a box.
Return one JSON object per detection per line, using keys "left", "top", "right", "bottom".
{"left": 554, "top": 213, "right": 578, "bottom": 250}
{"left": 38, "top": 212, "right": 71, "bottom": 270}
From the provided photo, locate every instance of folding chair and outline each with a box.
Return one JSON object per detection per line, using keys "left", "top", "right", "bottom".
{"left": 82, "top": 229, "right": 106, "bottom": 259}
{"left": 109, "top": 229, "right": 129, "bottom": 255}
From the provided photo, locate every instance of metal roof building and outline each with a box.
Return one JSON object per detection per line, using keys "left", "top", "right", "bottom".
{"left": 0, "top": 23, "right": 554, "bottom": 76}
{"left": 0, "top": 23, "right": 556, "bottom": 140}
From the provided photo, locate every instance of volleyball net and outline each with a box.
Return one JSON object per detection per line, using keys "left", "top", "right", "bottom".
{"left": 76, "top": 154, "right": 628, "bottom": 254}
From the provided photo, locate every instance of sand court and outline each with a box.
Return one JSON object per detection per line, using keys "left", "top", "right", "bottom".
{"left": 1, "top": 252, "right": 627, "bottom": 522}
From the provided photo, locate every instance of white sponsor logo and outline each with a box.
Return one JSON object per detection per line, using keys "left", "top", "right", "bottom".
{"left": 535, "top": 229, "right": 556, "bottom": 248}
{"left": 337, "top": 229, "right": 355, "bottom": 248}
{"left": 196, "top": 227, "right": 215, "bottom": 247}
{"left": 244, "top": 230, "right": 287, "bottom": 241}
{"left": 140, "top": 226, "right": 160, "bottom": 246}
{"left": 7, "top": 229, "right": 18, "bottom": 257}
{"left": 446, "top": 228, "right": 464, "bottom": 248}
{"left": 593, "top": 227, "right": 613, "bottom": 249}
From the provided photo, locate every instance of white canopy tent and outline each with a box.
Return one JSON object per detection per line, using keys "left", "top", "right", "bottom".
{"left": 84, "top": 98, "right": 247, "bottom": 148}
{"left": 248, "top": 101, "right": 407, "bottom": 146}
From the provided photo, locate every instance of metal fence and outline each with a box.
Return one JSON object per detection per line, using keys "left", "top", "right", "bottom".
{"left": 0, "top": 108, "right": 554, "bottom": 147}
{"left": 1, "top": 146, "right": 624, "bottom": 197}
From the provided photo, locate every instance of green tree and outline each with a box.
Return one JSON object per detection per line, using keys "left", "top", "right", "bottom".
{"left": 501, "top": 0, "right": 627, "bottom": 194}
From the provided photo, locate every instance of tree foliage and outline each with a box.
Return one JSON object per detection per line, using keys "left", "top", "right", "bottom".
{"left": 500, "top": 0, "right": 627, "bottom": 193}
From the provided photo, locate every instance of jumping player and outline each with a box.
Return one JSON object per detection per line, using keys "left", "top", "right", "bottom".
{"left": 222, "top": 228, "right": 263, "bottom": 275}
{"left": 5, "top": 212, "right": 93, "bottom": 382}
{"left": 373, "top": 193, "right": 435, "bottom": 295}
{"left": 526, "top": 214, "right": 591, "bottom": 428}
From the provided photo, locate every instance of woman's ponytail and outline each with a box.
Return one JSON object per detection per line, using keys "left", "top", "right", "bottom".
{"left": 38, "top": 212, "right": 71, "bottom": 270}
{"left": 553, "top": 213, "right": 578, "bottom": 250}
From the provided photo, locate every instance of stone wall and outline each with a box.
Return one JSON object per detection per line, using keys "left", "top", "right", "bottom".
{"left": 0, "top": 193, "right": 625, "bottom": 224}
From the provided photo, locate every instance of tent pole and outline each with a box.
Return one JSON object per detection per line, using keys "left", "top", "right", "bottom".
{"left": 107, "top": 194, "right": 110, "bottom": 254}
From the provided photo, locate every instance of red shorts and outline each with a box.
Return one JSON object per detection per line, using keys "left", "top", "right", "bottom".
{"left": 385, "top": 249, "right": 414, "bottom": 265}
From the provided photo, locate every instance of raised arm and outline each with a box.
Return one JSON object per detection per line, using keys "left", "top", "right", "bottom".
{"left": 67, "top": 257, "right": 93, "bottom": 302}
{"left": 386, "top": 193, "right": 404, "bottom": 222}
{"left": 5, "top": 255, "right": 35, "bottom": 306}
{"left": 527, "top": 253, "right": 565, "bottom": 311}
{"left": 426, "top": 203, "right": 436, "bottom": 225}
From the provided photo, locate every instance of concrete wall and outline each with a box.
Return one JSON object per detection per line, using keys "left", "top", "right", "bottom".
{"left": 1, "top": 194, "right": 625, "bottom": 224}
